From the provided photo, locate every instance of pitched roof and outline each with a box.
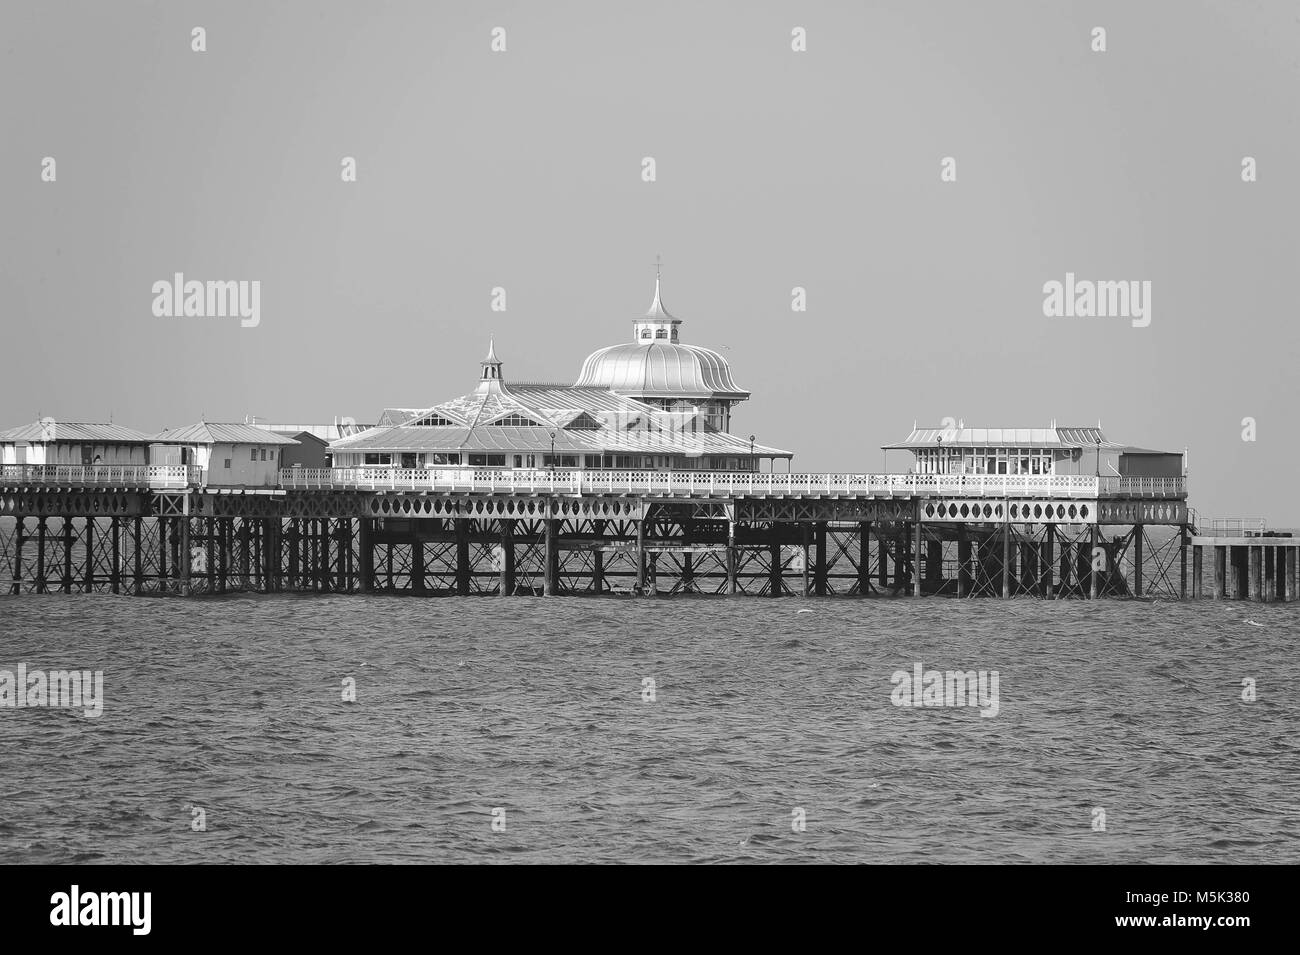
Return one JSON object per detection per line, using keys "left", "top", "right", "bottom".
{"left": 0, "top": 421, "right": 154, "bottom": 442}
{"left": 330, "top": 381, "right": 790, "bottom": 457}
{"left": 152, "top": 422, "right": 300, "bottom": 445}
{"left": 271, "top": 430, "right": 329, "bottom": 446}
{"left": 327, "top": 424, "right": 788, "bottom": 456}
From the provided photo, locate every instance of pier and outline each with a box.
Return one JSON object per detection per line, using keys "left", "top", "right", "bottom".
{"left": 1, "top": 276, "right": 1269, "bottom": 602}
{"left": 0, "top": 464, "right": 1243, "bottom": 600}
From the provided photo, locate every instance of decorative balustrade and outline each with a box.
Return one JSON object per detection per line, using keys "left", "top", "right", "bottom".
{"left": 0, "top": 464, "right": 202, "bottom": 489}
{"left": 276, "top": 468, "right": 1185, "bottom": 499}
{"left": 0, "top": 463, "right": 1186, "bottom": 498}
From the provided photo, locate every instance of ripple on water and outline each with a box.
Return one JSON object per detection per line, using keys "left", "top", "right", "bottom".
{"left": 0, "top": 594, "right": 1296, "bottom": 863}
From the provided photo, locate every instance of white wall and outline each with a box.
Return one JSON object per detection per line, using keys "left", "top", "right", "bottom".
{"left": 0, "top": 442, "right": 147, "bottom": 466}
{"left": 149, "top": 442, "right": 284, "bottom": 485}
{"left": 205, "top": 442, "right": 284, "bottom": 486}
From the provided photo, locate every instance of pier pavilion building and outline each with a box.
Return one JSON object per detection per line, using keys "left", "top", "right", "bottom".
{"left": 0, "top": 420, "right": 153, "bottom": 467}
{"left": 882, "top": 424, "right": 1185, "bottom": 479}
{"left": 149, "top": 422, "right": 299, "bottom": 488}
{"left": 328, "top": 278, "right": 792, "bottom": 474}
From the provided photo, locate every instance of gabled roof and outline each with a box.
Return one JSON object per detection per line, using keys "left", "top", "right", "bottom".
{"left": 327, "top": 424, "right": 789, "bottom": 457}
{"left": 0, "top": 421, "right": 153, "bottom": 443}
{"left": 329, "top": 381, "right": 791, "bottom": 457}
{"left": 153, "top": 422, "right": 300, "bottom": 445}
{"left": 375, "top": 408, "right": 427, "bottom": 427}
{"left": 271, "top": 430, "right": 329, "bottom": 446}
{"left": 254, "top": 423, "right": 376, "bottom": 440}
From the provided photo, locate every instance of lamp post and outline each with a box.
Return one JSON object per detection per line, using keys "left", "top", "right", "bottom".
{"left": 1095, "top": 436, "right": 1102, "bottom": 479}
{"left": 549, "top": 431, "right": 556, "bottom": 471}
{"left": 936, "top": 435, "right": 943, "bottom": 475}
{"left": 749, "top": 434, "right": 755, "bottom": 472}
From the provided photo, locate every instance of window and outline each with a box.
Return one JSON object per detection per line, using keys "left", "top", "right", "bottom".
{"left": 251, "top": 448, "right": 258, "bottom": 460}
{"left": 223, "top": 459, "right": 232, "bottom": 469}
{"left": 363, "top": 453, "right": 393, "bottom": 465}
{"left": 565, "top": 413, "right": 601, "bottom": 430}
{"left": 655, "top": 328, "right": 667, "bottom": 339}
{"left": 491, "top": 414, "right": 544, "bottom": 427}
{"left": 261, "top": 448, "right": 268, "bottom": 461}
{"left": 426, "top": 453, "right": 459, "bottom": 465}
{"left": 640, "top": 329, "right": 651, "bottom": 339}
{"left": 584, "top": 455, "right": 602, "bottom": 468}
{"left": 412, "top": 415, "right": 454, "bottom": 427}
{"left": 468, "top": 454, "right": 506, "bottom": 467}
{"left": 670, "top": 328, "right": 678, "bottom": 340}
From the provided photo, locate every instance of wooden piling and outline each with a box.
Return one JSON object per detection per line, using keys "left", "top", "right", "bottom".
{"left": 456, "top": 518, "right": 471, "bottom": 596}
{"left": 727, "top": 519, "right": 738, "bottom": 596}
{"left": 1002, "top": 521, "right": 1011, "bottom": 599}
{"left": 636, "top": 517, "right": 646, "bottom": 595}
{"left": 1133, "top": 525, "right": 1144, "bottom": 598}
{"left": 543, "top": 516, "right": 556, "bottom": 597}
{"left": 815, "top": 521, "right": 828, "bottom": 596}
{"left": 858, "top": 521, "right": 870, "bottom": 596}
{"left": 1089, "top": 525, "right": 1099, "bottom": 600}
{"left": 1043, "top": 525, "right": 1055, "bottom": 599}
{"left": 801, "top": 523, "right": 810, "bottom": 598}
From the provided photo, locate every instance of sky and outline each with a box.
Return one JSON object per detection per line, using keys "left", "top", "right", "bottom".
{"left": 2, "top": 1, "right": 1298, "bottom": 522}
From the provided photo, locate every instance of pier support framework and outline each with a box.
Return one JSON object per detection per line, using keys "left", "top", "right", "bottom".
{"left": 0, "top": 486, "right": 1258, "bottom": 599}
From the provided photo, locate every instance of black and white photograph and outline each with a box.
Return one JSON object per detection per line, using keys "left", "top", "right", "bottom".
{"left": 0, "top": 0, "right": 1292, "bottom": 930}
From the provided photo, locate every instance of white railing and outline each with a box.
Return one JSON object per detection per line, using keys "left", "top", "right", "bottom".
{"left": 0, "top": 464, "right": 203, "bottom": 489}
{"left": 277, "top": 468, "right": 1184, "bottom": 498}
{"left": 0, "top": 463, "right": 1188, "bottom": 498}
{"left": 1210, "top": 518, "right": 1267, "bottom": 537}
{"left": 1098, "top": 476, "right": 1187, "bottom": 497}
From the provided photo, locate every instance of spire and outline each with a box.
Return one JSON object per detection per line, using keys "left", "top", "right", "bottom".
{"left": 634, "top": 256, "right": 681, "bottom": 342}
{"left": 479, "top": 339, "right": 503, "bottom": 384}
{"left": 645, "top": 254, "right": 675, "bottom": 320}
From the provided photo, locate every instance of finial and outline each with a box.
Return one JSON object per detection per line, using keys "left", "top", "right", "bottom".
{"left": 644, "top": 258, "right": 676, "bottom": 321}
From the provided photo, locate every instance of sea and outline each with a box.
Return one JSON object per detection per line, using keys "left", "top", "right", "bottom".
{"left": 0, "top": 594, "right": 1296, "bottom": 864}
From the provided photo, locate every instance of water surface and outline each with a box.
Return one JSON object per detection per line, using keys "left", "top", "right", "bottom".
{"left": 1, "top": 594, "right": 1296, "bottom": 863}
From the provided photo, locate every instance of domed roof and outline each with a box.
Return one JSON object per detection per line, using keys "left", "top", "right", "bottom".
{"left": 575, "top": 276, "right": 749, "bottom": 400}
{"left": 576, "top": 341, "right": 748, "bottom": 398}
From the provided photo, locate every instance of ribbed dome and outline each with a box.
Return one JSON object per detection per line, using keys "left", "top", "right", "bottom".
{"left": 576, "top": 341, "right": 749, "bottom": 399}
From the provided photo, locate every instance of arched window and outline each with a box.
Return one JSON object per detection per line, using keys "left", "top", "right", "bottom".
{"left": 640, "top": 329, "right": 651, "bottom": 339}
{"left": 655, "top": 328, "right": 667, "bottom": 339}
{"left": 670, "top": 328, "right": 678, "bottom": 340}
